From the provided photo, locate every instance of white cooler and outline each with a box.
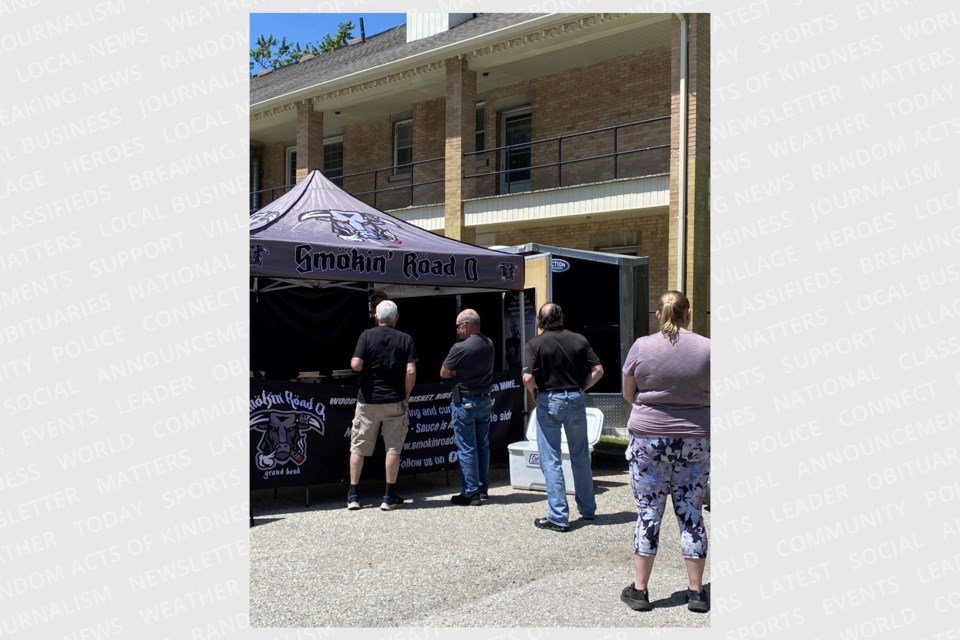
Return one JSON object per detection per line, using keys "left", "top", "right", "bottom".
{"left": 508, "top": 407, "right": 604, "bottom": 493}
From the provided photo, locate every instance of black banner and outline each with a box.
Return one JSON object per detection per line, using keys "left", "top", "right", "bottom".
{"left": 250, "top": 370, "right": 523, "bottom": 489}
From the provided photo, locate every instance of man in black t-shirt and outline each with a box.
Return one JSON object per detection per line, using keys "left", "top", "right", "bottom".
{"left": 441, "top": 309, "right": 495, "bottom": 506}
{"left": 347, "top": 299, "right": 417, "bottom": 511}
{"left": 522, "top": 302, "right": 604, "bottom": 532}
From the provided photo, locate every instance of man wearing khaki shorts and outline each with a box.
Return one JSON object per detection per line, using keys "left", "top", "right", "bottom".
{"left": 347, "top": 299, "right": 417, "bottom": 511}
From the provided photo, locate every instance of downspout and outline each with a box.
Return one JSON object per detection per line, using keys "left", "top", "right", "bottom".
{"left": 675, "top": 13, "right": 688, "bottom": 292}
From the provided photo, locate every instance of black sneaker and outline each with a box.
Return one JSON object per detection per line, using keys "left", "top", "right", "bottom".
{"left": 533, "top": 517, "right": 569, "bottom": 532}
{"left": 478, "top": 491, "right": 489, "bottom": 500}
{"left": 450, "top": 492, "right": 482, "bottom": 506}
{"left": 346, "top": 494, "right": 360, "bottom": 510}
{"left": 686, "top": 588, "right": 709, "bottom": 612}
{"left": 620, "top": 584, "right": 652, "bottom": 611}
{"left": 380, "top": 494, "right": 405, "bottom": 510}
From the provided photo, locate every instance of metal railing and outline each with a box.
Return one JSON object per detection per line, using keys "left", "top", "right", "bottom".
{"left": 339, "top": 156, "right": 445, "bottom": 211}
{"left": 249, "top": 158, "right": 445, "bottom": 213}
{"left": 464, "top": 116, "right": 669, "bottom": 192}
{"left": 250, "top": 116, "right": 669, "bottom": 212}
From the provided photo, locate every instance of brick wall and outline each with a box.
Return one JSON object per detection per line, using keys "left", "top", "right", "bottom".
{"left": 342, "top": 117, "right": 392, "bottom": 208}
{"left": 340, "top": 100, "right": 449, "bottom": 211}
{"left": 413, "top": 97, "right": 445, "bottom": 207}
{"left": 313, "top": 49, "right": 672, "bottom": 207}
{"left": 533, "top": 49, "right": 671, "bottom": 190}
{"left": 259, "top": 143, "right": 285, "bottom": 207}
{"left": 295, "top": 103, "right": 323, "bottom": 183}
{"left": 468, "top": 47, "right": 671, "bottom": 198}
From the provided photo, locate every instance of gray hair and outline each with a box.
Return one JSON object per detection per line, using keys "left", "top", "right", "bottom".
{"left": 376, "top": 299, "right": 399, "bottom": 324}
{"left": 458, "top": 309, "right": 480, "bottom": 326}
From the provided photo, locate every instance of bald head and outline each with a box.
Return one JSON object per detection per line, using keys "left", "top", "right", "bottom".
{"left": 537, "top": 303, "right": 563, "bottom": 330}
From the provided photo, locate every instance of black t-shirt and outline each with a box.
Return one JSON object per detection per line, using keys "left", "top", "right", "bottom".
{"left": 442, "top": 333, "right": 494, "bottom": 393}
{"left": 353, "top": 325, "right": 418, "bottom": 403}
{"left": 522, "top": 328, "right": 600, "bottom": 391}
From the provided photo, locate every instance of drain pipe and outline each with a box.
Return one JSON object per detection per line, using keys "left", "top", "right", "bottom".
{"left": 675, "top": 13, "right": 688, "bottom": 292}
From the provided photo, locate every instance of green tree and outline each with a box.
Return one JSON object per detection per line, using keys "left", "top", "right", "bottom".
{"left": 250, "top": 21, "right": 354, "bottom": 74}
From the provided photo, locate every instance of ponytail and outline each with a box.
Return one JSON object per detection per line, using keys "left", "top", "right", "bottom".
{"left": 657, "top": 291, "right": 690, "bottom": 337}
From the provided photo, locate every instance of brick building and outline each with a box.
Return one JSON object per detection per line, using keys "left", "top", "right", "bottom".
{"left": 249, "top": 13, "right": 710, "bottom": 335}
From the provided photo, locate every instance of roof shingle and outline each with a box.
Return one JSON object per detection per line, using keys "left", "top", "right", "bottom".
{"left": 250, "top": 14, "right": 548, "bottom": 105}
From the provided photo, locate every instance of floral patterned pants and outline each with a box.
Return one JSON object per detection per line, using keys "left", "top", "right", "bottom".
{"left": 626, "top": 434, "right": 710, "bottom": 558}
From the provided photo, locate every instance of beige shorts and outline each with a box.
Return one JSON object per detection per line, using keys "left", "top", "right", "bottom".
{"left": 350, "top": 400, "right": 409, "bottom": 456}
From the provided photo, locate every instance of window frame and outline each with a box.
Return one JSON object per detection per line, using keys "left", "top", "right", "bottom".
{"left": 475, "top": 102, "right": 485, "bottom": 152}
{"left": 499, "top": 107, "right": 532, "bottom": 194}
{"left": 285, "top": 145, "right": 297, "bottom": 186}
{"left": 323, "top": 136, "right": 343, "bottom": 186}
{"left": 393, "top": 119, "right": 413, "bottom": 176}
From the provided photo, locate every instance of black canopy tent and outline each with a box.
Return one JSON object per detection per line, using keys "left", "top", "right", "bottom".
{"left": 248, "top": 172, "right": 527, "bottom": 496}
{"left": 249, "top": 170, "right": 526, "bottom": 379}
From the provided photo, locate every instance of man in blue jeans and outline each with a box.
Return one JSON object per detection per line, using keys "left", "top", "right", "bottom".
{"left": 522, "top": 303, "right": 604, "bottom": 531}
{"left": 441, "top": 309, "right": 495, "bottom": 506}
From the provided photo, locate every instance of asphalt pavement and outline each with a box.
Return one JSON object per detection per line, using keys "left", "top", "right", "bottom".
{"left": 250, "top": 450, "right": 711, "bottom": 628}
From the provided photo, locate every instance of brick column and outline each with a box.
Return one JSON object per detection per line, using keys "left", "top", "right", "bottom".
{"left": 669, "top": 14, "right": 711, "bottom": 337}
{"left": 444, "top": 56, "right": 476, "bottom": 241}
{"left": 296, "top": 101, "right": 324, "bottom": 183}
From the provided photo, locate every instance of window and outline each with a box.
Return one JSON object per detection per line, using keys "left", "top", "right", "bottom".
{"left": 323, "top": 137, "right": 343, "bottom": 186}
{"left": 500, "top": 108, "right": 531, "bottom": 194}
{"left": 285, "top": 146, "right": 297, "bottom": 186}
{"left": 394, "top": 120, "right": 412, "bottom": 175}
{"left": 475, "top": 103, "right": 485, "bottom": 152}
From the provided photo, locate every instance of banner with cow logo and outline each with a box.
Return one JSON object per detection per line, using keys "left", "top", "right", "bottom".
{"left": 250, "top": 370, "right": 524, "bottom": 490}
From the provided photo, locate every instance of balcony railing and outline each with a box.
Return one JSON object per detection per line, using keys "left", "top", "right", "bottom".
{"left": 339, "top": 157, "right": 445, "bottom": 211}
{"left": 463, "top": 116, "right": 669, "bottom": 197}
{"left": 250, "top": 158, "right": 445, "bottom": 213}
{"left": 250, "top": 117, "right": 669, "bottom": 213}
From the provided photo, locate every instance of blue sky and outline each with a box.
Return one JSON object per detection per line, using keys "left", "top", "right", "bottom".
{"left": 249, "top": 13, "right": 406, "bottom": 56}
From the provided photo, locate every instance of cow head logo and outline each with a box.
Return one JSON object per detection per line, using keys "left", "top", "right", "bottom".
{"left": 299, "top": 209, "right": 402, "bottom": 245}
{"left": 497, "top": 262, "right": 518, "bottom": 281}
{"left": 250, "top": 210, "right": 282, "bottom": 232}
{"left": 250, "top": 244, "right": 269, "bottom": 267}
{"left": 250, "top": 410, "right": 324, "bottom": 470}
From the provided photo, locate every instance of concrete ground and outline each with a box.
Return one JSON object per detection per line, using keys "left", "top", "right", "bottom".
{"left": 250, "top": 451, "right": 711, "bottom": 628}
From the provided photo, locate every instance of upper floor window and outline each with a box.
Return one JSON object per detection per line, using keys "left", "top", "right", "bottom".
{"left": 394, "top": 120, "right": 412, "bottom": 175}
{"left": 501, "top": 108, "right": 531, "bottom": 194}
{"left": 476, "top": 103, "right": 485, "bottom": 152}
{"left": 323, "top": 137, "right": 343, "bottom": 186}
{"left": 285, "top": 146, "right": 297, "bottom": 186}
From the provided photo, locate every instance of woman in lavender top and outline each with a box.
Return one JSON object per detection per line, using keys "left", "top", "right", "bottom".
{"left": 619, "top": 291, "right": 711, "bottom": 613}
